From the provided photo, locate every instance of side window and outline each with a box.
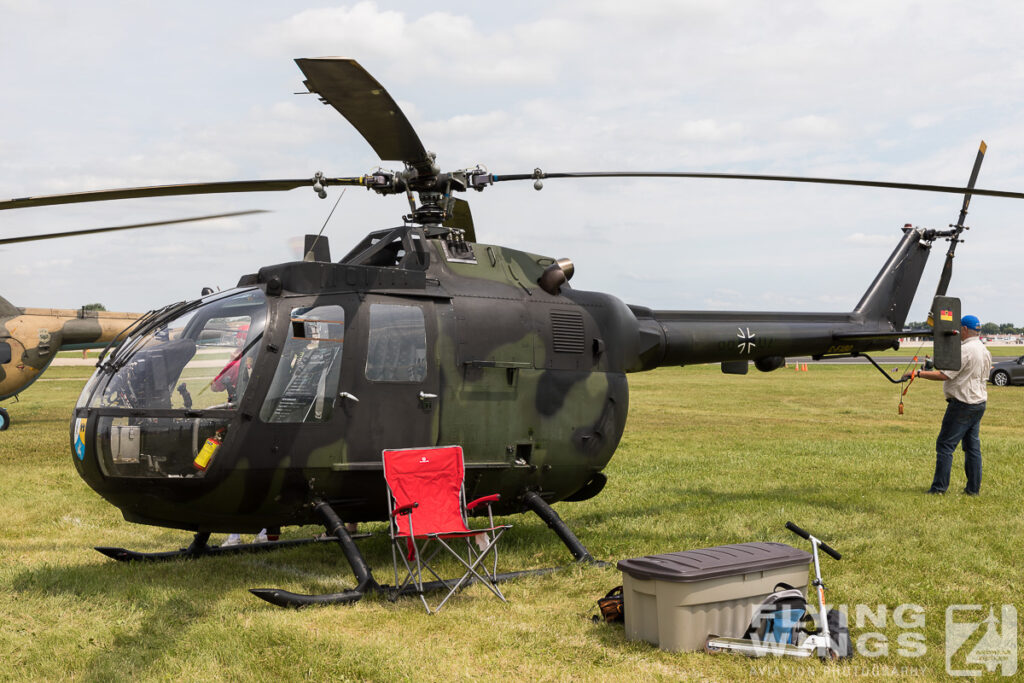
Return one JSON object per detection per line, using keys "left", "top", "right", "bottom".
{"left": 365, "top": 304, "right": 427, "bottom": 383}
{"left": 0, "top": 341, "right": 11, "bottom": 365}
{"left": 260, "top": 305, "right": 345, "bottom": 423}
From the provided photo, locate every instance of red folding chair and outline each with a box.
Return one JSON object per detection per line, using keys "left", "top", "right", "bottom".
{"left": 383, "top": 445, "right": 511, "bottom": 613}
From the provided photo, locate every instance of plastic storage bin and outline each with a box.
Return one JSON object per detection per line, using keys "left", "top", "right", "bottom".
{"left": 617, "top": 542, "right": 811, "bottom": 652}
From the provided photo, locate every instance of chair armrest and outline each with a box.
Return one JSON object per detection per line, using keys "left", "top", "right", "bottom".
{"left": 466, "top": 493, "right": 500, "bottom": 511}
{"left": 391, "top": 502, "right": 418, "bottom": 518}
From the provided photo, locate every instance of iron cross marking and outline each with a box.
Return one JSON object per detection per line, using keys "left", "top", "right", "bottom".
{"left": 736, "top": 327, "right": 756, "bottom": 354}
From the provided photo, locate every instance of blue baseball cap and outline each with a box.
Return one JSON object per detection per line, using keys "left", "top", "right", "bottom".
{"left": 960, "top": 314, "right": 981, "bottom": 331}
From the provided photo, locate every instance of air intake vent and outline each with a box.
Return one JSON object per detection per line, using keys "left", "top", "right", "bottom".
{"left": 551, "top": 309, "right": 585, "bottom": 354}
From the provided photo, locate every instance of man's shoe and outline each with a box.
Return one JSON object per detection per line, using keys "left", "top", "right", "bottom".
{"left": 925, "top": 489, "right": 945, "bottom": 495}
{"left": 220, "top": 533, "right": 243, "bottom": 547}
{"left": 961, "top": 489, "right": 979, "bottom": 496}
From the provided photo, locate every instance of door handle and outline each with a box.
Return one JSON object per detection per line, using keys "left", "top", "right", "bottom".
{"left": 418, "top": 391, "right": 438, "bottom": 400}
{"left": 338, "top": 391, "right": 360, "bottom": 403}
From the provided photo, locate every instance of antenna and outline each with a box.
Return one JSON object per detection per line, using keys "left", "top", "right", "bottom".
{"left": 304, "top": 188, "right": 346, "bottom": 262}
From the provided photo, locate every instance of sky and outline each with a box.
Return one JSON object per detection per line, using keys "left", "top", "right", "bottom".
{"left": 2, "top": 1, "right": 1023, "bottom": 324}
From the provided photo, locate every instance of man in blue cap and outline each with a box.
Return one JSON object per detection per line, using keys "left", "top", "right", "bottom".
{"left": 903, "top": 314, "right": 992, "bottom": 494}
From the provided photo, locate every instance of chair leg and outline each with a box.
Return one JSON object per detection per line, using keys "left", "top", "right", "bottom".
{"left": 392, "top": 536, "right": 454, "bottom": 613}
{"left": 465, "top": 531, "right": 499, "bottom": 583}
{"left": 432, "top": 530, "right": 509, "bottom": 612}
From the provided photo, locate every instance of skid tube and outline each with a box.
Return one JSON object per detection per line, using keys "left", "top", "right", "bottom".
{"left": 254, "top": 493, "right": 605, "bottom": 608}
{"left": 250, "top": 499, "right": 381, "bottom": 608}
{"left": 255, "top": 492, "right": 608, "bottom": 608}
{"left": 97, "top": 494, "right": 604, "bottom": 608}
{"left": 520, "top": 490, "right": 598, "bottom": 563}
{"left": 94, "top": 531, "right": 365, "bottom": 563}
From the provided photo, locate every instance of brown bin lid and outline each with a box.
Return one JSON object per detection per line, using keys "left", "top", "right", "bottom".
{"left": 617, "top": 542, "right": 811, "bottom": 582}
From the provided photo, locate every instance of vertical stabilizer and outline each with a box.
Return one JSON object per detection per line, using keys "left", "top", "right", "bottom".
{"left": 0, "top": 295, "right": 20, "bottom": 318}
{"left": 853, "top": 227, "right": 931, "bottom": 329}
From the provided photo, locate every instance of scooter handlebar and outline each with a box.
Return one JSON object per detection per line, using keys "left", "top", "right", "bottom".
{"left": 785, "top": 521, "right": 842, "bottom": 560}
{"left": 818, "top": 542, "right": 842, "bottom": 561}
{"left": 785, "top": 521, "right": 809, "bottom": 539}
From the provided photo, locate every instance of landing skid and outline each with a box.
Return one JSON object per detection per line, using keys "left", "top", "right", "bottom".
{"left": 96, "top": 493, "right": 602, "bottom": 608}
{"left": 251, "top": 492, "right": 604, "bottom": 608}
{"left": 250, "top": 500, "right": 380, "bottom": 608}
{"left": 94, "top": 532, "right": 369, "bottom": 563}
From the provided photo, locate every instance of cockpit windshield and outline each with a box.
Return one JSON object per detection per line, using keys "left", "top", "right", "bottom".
{"left": 88, "top": 289, "right": 267, "bottom": 411}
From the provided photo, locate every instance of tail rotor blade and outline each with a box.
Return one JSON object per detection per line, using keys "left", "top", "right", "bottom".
{"left": 934, "top": 256, "right": 955, "bottom": 300}
{"left": 935, "top": 140, "right": 986, "bottom": 299}
{"left": 955, "top": 140, "right": 987, "bottom": 230}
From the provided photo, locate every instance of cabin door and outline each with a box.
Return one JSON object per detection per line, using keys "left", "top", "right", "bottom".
{"left": 338, "top": 295, "right": 440, "bottom": 461}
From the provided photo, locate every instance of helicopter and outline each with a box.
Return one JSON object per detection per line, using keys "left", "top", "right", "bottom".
{"left": 2, "top": 58, "right": 1021, "bottom": 608}
{"left": 0, "top": 212, "right": 263, "bottom": 431}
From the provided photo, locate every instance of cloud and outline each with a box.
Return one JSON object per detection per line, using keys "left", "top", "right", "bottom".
{"left": 781, "top": 115, "right": 843, "bottom": 139}
{"left": 263, "top": 3, "right": 564, "bottom": 86}
{"left": 674, "top": 119, "right": 746, "bottom": 143}
{"left": 4, "top": 2, "right": 1024, "bottom": 322}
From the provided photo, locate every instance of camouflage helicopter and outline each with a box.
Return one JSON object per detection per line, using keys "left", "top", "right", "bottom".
{"left": 0, "top": 212, "right": 262, "bottom": 431}
{"left": 3, "top": 58, "right": 1021, "bottom": 607}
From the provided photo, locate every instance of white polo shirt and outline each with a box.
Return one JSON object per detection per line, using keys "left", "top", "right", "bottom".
{"left": 942, "top": 336, "right": 992, "bottom": 404}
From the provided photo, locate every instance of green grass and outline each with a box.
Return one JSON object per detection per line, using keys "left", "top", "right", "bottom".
{"left": 2, "top": 364, "right": 1022, "bottom": 681}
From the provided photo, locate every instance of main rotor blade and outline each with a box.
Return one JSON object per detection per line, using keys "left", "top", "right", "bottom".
{"left": 295, "top": 58, "right": 431, "bottom": 171}
{"left": 0, "top": 210, "right": 267, "bottom": 245}
{"left": 490, "top": 170, "right": 1024, "bottom": 200}
{"left": 0, "top": 177, "right": 366, "bottom": 210}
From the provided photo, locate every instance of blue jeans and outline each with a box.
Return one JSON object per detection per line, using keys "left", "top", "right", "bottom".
{"left": 930, "top": 398, "right": 986, "bottom": 494}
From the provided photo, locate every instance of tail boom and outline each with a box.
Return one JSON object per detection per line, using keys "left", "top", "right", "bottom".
{"left": 626, "top": 227, "right": 932, "bottom": 372}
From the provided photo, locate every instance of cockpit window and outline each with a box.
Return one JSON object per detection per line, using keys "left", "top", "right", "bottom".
{"left": 259, "top": 305, "right": 345, "bottom": 423}
{"left": 365, "top": 303, "right": 427, "bottom": 382}
{"left": 89, "top": 289, "right": 267, "bottom": 411}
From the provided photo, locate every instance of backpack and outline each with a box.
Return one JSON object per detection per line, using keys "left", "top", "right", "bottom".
{"left": 744, "top": 583, "right": 811, "bottom": 646}
{"left": 744, "top": 583, "right": 853, "bottom": 658}
{"left": 593, "top": 585, "right": 624, "bottom": 624}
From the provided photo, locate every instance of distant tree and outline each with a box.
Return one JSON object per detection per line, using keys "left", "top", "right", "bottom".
{"left": 998, "top": 323, "right": 1016, "bottom": 334}
{"left": 980, "top": 322, "right": 999, "bottom": 335}
{"left": 81, "top": 303, "right": 106, "bottom": 311}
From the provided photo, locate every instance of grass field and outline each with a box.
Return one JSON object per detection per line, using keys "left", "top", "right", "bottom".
{"left": 1, "top": 359, "right": 1022, "bottom": 681}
